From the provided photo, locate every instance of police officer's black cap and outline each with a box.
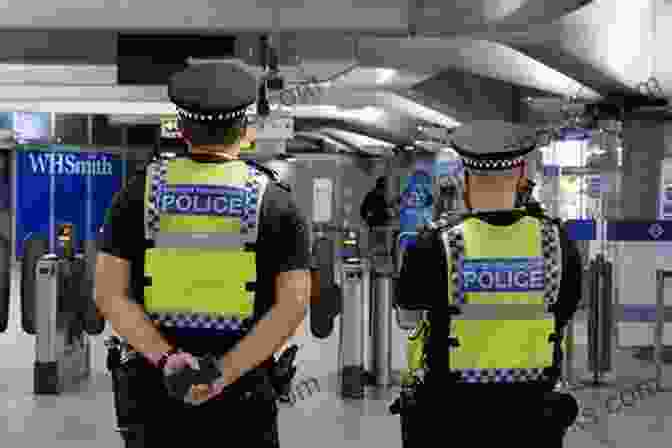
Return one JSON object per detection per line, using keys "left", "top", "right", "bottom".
{"left": 450, "top": 120, "right": 541, "bottom": 175}
{"left": 168, "top": 63, "right": 257, "bottom": 124}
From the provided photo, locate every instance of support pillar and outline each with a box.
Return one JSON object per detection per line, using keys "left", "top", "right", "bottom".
{"left": 620, "top": 117, "right": 667, "bottom": 220}
{"left": 615, "top": 115, "right": 671, "bottom": 359}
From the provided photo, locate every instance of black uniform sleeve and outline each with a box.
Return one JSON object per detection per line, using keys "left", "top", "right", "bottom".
{"left": 396, "top": 230, "right": 448, "bottom": 310}
{"left": 97, "top": 172, "right": 145, "bottom": 261}
{"left": 552, "top": 223, "right": 583, "bottom": 329}
{"left": 270, "top": 185, "right": 311, "bottom": 273}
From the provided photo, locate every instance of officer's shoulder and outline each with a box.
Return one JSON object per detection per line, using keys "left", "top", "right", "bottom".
{"left": 426, "top": 213, "right": 468, "bottom": 233}
{"left": 532, "top": 212, "right": 563, "bottom": 228}
{"left": 418, "top": 215, "right": 465, "bottom": 243}
{"left": 244, "top": 160, "right": 291, "bottom": 192}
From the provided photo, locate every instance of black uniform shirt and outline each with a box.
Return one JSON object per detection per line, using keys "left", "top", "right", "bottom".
{"left": 397, "top": 210, "right": 583, "bottom": 393}
{"left": 397, "top": 210, "right": 583, "bottom": 328}
{"left": 98, "top": 156, "right": 310, "bottom": 354}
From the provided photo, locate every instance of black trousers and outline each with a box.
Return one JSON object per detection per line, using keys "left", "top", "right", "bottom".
{"left": 400, "top": 386, "right": 571, "bottom": 448}
{"left": 113, "top": 356, "right": 279, "bottom": 448}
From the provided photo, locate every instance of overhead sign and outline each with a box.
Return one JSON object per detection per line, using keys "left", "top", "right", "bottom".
{"left": 663, "top": 185, "right": 672, "bottom": 219}
{"left": 543, "top": 165, "right": 561, "bottom": 177}
{"left": 565, "top": 219, "right": 672, "bottom": 241}
{"left": 606, "top": 221, "right": 671, "bottom": 242}
{"left": 558, "top": 127, "right": 592, "bottom": 141}
{"left": 14, "top": 145, "right": 123, "bottom": 257}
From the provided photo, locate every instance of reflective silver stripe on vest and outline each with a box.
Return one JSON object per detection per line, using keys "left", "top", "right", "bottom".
{"left": 439, "top": 217, "right": 563, "bottom": 309}
{"left": 452, "top": 304, "right": 554, "bottom": 320}
{"left": 144, "top": 160, "right": 269, "bottom": 244}
{"left": 153, "top": 232, "right": 254, "bottom": 249}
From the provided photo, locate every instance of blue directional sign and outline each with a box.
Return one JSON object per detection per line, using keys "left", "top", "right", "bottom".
{"left": 557, "top": 127, "right": 592, "bottom": 141}
{"left": 543, "top": 165, "right": 561, "bottom": 177}
{"left": 606, "top": 220, "right": 672, "bottom": 242}
{"left": 618, "top": 305, "right": 660, "bottom": 323}
{"left": 565, "top": 220, "right": 672, "bottom": 241}
{"left": 565, "top": 220, "right": 596, "bottom": 241}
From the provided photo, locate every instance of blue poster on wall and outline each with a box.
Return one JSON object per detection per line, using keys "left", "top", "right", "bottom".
{"left": 399, "top": 160, "right": 435, "bottom": 251}
{"left": 15, "top": 145, "right": 122, "bottom": 257}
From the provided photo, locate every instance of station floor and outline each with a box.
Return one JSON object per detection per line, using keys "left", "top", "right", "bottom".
{"left": 1, "top": 266, "right": 671, "bottom": 447}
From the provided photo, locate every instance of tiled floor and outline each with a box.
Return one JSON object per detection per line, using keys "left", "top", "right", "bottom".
{"left": 1, "top": 266, "right": 670, "bottom": 447}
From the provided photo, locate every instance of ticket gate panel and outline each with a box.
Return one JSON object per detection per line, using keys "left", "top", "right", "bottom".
{"left": 34, "top": 255, "right": 91, "bottom": 395}
{"left": 75, "top": 241, "right": 105, "bottom": 335}
{"left": 310, "top": 236, "right": 341, "bottom": 339}
{"left": 21, "top": 236, "right": 49, "bottom": 335}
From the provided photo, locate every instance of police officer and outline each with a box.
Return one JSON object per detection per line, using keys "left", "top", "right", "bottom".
{"left": 95, "top": 63, "right": 310, "bottom": 447}
{"left": 396, "top": 121, "right": 582, "bottom": 447}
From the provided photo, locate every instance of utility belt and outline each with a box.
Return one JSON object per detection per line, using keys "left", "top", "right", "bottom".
{"left": 390, "top": 318, "right": 577, "bottom": 442}
{"left": 391, "top": 374, "right": 578, "bottom": 435}
{"left": 105, "top": 331, "right": 281, "bottom": 435}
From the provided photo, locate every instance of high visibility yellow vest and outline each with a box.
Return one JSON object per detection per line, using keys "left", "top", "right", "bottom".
{"left": 407, "top": 215, "right": 563, "bottom": 384}
{"left": 142, "top": 156, "right": 269, "bottom": 335}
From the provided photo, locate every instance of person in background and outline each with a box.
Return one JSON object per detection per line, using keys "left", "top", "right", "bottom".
{"left": 361, "top": 176, "right": 394, "bottom": 255}
{"left": 361, "top": 176, "right": 392, "bottom": 228}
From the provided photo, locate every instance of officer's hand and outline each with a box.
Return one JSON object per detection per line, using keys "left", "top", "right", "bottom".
{"left": 162, "top": 352, "right": 200, "bottom": 375}
{"left": 163, "top": 354, "right": 223, "bottom": 405}
{"left": 184, "top": 382, "right": 227, "bottom": 406}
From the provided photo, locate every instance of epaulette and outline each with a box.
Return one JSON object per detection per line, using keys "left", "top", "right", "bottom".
{"left": 243, "top": 159, "right": 292, "bottom": 192}
{"left": 529, "top": 211, "right": 562, "bottom": 227}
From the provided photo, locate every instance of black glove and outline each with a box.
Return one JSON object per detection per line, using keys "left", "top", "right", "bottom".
{"left": 163, "top": 354, "right": 222, "bottom": 403}
{"left": 271, "top": 345, "right": 299, "bottom": 401}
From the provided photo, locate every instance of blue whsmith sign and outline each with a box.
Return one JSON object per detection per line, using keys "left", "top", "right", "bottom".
{"left": 27, "top": 151, "right": 114, "bottom": 176}
{"left": 15, "top": 145, "right": 122, "bottom": 257}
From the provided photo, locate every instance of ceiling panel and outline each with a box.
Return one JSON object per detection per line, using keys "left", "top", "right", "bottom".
{"left": 481, "top": 0, "right": 655, "bottom": 96}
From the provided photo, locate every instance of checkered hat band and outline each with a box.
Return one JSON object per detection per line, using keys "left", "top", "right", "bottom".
{"left": 176, "top": 106, "right": 246, "bottom": 123}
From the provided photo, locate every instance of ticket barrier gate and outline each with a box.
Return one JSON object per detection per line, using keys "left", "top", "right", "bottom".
{"left": 337, "top": 225, "right": 400, "bottom": 398}
{"left": 338, "top": 228, "right": 372, "bottom": 399}
{"left": 309, "top": 227, "right": 342, "bottom": 340}
{"left": 21, "top": 234, "right": 105, "bottom": 394}
{"left": 585, "top": 254, "right": 614, "bottom": 385}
